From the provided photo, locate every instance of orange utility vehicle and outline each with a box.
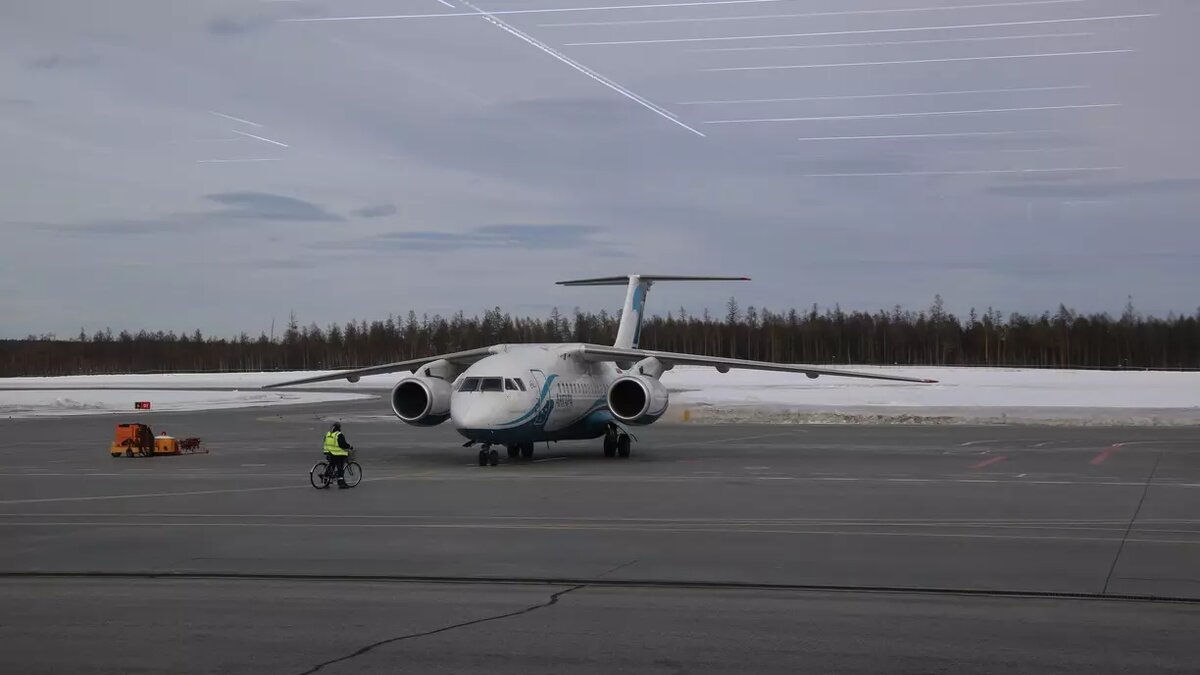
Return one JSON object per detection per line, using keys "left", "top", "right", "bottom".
{"left": 109, "top": 423, "right": 206, "bottom": 457}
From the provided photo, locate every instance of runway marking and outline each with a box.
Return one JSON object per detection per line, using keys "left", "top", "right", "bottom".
{"left": 1091, "top": 444, "right": 1123, "bottom": 465}
{"left": 13, "top": 513, "right": 1200, "bottom": 526}
{"left": 241, "top": 464, "right": 266, "bottom": 467}
{"left": 436, "top": 0, "right": 455, "bottom": 6}
{"left": 564, "top": 14, "right": 1158, "bottom": 46}
{"left": 758, "top": 476, "right": 793, "bottom": 480}
{"left": 4, "top": 520, "right": 1198, "bottom": 545}
{"left": 532, "top": 457, "right": 567, "bottom": 463}
{"left": 972, "top": 456, "right": 1008, "bottom": 469}
{"left": 0, "top": 483, "right": 307, "bottom": 505}
{"left": 656, "top": 431, "right": 797, "bottom": 448}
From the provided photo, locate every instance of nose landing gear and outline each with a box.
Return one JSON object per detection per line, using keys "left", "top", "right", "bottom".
{"left": 478, "top": 444, "right": 499, "bottom": 466}
{"left": 603, "top": 424, "right": 632, "bottom": 459}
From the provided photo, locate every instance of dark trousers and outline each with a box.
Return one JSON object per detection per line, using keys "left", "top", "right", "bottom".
{"left": 325, "top": 453, "right": 347, "bottom": 481}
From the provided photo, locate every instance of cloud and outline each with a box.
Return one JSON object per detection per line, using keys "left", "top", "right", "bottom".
{"left": 18, "top": 193, "right": 343, "bottom": 236}
{"left": 27, "top": 54, "right": 98, "bottom": 69}
{"left": 332, "top": 224, "right": 614, "bottom": 253}
{"left": 208, "top": 15, "right": 272, "bottom": 36}
{"left": 988, "top": 178, "right": 1200, "bottom": 199}
{"left": 352, "top": 204, "right": 397, "bottom": 218}
{"left": 204, "top": 192, "right": 343, "bottom": 222}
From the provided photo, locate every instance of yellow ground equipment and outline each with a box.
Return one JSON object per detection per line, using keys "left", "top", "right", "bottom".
{"left": 110, "top": 423, "right": 207, "bottom": 457}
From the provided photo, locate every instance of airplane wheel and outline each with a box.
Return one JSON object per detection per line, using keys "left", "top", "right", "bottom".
{"left": 478, "top": 450, "right": 488, "bottom": 466}
{"left": 489, "top": 449, "right": 499, "bottom": 466}
{"left": 507, "top": 445, "right": 520, "bottom": 458}
{"left": 617, "top": 435, "right": 631, "bottom": 458}
{"left": 520, "top": 443, "right": 534, "bottom": 460}
{"left": 603, "top": 437, "right": 616, "bottom": 458}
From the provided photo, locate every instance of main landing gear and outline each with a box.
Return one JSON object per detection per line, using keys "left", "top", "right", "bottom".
{"left": 603, "top": 424, "right": 631, "bottom": 459}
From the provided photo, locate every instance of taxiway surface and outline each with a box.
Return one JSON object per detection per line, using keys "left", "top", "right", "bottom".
{"left": 2, "top": 398, "right": 1199, "bottom": 673}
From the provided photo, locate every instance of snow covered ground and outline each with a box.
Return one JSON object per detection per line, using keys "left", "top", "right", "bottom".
{"left": 0, "top": 389, "right": 372, "bottom": 419}
{"left": 660, "top": 366, "right": 1200, "bottom": 426}
{"left": 2, "top": 366, "right": 1198, "bottom": 424}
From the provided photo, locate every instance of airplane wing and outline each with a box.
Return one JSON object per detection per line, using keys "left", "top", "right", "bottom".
{"left": 260, "top": 346, "right": 500, "bottom": 389}
{"left": 578, "top": 345, "right": 938, "bottom": 384}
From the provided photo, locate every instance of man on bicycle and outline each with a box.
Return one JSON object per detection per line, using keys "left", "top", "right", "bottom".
{"left": 322, "top": 422, "right": 353, "bottom": 488}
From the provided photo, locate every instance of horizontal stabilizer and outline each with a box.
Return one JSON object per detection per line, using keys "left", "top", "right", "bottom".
{"left": 557, "top": 275, "right": 750, "bottom": 286}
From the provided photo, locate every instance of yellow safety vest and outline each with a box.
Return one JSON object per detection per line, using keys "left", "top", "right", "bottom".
{"left": 323, "top": 431, "right": 348, "bottom": 456}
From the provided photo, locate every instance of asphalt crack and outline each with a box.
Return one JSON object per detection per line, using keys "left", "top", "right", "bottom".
{"left": 295, "top": 583, "right": 584, "bottom": 675}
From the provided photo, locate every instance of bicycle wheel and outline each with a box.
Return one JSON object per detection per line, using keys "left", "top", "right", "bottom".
{"left": 342, "top": 461, "right": 362, "bottom": 488}
{"left": 310, "top": 461, "right": 331, "bottom": 489}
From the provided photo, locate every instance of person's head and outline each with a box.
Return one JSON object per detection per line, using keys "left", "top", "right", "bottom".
{"left": 330, "top": 422, "right": 341, "bottom": 432}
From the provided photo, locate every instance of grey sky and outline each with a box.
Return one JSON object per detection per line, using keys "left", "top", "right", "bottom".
{"left": 1, "top": 0, "right": 1196, "bottom": 338}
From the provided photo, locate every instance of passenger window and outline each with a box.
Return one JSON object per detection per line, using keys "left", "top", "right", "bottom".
{"left": 505, "top": 378, "right": 518, "bottom": 391}
{"left": 458, "top": 378, "right": 480, "bottom": 392}
{"left": 480, "top": 377, "right": 503, "bottom": 392}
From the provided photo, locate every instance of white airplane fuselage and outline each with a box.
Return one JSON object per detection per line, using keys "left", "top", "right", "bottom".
{"left": 448, "top": 344, "right": 622, "bottom": 445}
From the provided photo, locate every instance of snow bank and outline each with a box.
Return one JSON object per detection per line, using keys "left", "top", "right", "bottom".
{"left": 0, "top": 389, "right": 372, "bottom": 419}
{"left": 3, "top": 365, "right": 1198, "bottom": 425}
{"left": 659, "top": 365, "right": 1200, "bottom": 426}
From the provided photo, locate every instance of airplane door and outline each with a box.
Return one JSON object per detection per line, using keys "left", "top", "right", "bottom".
{"left": 529, "top": 369, "right": 546, "bottom": 391}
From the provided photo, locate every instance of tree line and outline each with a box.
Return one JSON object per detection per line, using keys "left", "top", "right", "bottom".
{"left": 3, "top": 296, "right": 1198, "bottom": 377}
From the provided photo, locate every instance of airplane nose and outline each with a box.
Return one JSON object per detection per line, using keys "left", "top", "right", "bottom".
{"left": 451, "top": 398, "right": 495, "bottom": 431}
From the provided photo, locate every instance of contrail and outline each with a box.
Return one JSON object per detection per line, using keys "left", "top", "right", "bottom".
{"left": 703, "top": 49, "right": 1133, "bottom": 72}
{"left": 565, "top": 13, "right": 1158, "bottom": 46}
{"left": 689, "top": 33, "right": 1095, "bottom": 53}
{"left": 706, "top": 103, "right": 1118, "bottom": 124}
{"left": 539, "top": 0, "right": 1088, "bottom": 27}
{"left": 209, "top": 111, "right": 262, "bottom": 127}
{"left": 678, "top": 86, "right": 1089, "bottom": 106}
{"left": 232, "top": 129, "right": 290, "bottom": 148}
{"left": 799, "top": 167, "right": 1120, "bottom": 177}
{"left": 456, "top": 0, "right": 703, "bottom": 137}
{"left": 277, "top": 0, "right": 807, "bottom": 22}
{"left": 796, "top": 130, "right": 1063, "bottom": 141}
{"left": 196, "top": 158, "right": 283, "bottom": 163}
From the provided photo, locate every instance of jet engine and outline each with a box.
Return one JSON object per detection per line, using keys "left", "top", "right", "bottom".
{"left": 606, "top": 373, "right": 669, "bottom": 425}
{"left": 390, "top": 376, "right": 453, "bottom": 426}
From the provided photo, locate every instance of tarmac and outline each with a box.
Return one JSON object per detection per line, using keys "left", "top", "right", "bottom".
{"left": 2, "top": 398, "right": 1199, "bottom": 673}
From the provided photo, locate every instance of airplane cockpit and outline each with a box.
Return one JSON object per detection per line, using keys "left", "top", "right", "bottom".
{"left": 455, "top": 376, "right": 529, "bottom": 393}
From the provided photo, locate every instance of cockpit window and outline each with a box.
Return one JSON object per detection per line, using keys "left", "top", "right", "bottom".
{"left": 514, "top": 378, "right": 526, "bottom": 391}
{"left": 457, "top": 378, "right": 480, "bottom": 392}
{"left": 480, "top": 377, "right": 503, "bottom": 392}
{"left": 504, "top": 378, "right": 519, "bottom": 391}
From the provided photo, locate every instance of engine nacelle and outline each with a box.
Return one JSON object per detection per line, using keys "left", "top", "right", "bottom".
{"left": 390, "top": 376, "right": 452, "bottom": 426}
{"left": 606, "top": 374, "right": 669, "bottom": 425}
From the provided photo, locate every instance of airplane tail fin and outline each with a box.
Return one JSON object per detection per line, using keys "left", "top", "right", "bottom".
{"left": 557, "top": 275, "right": 750, "bottom": 349}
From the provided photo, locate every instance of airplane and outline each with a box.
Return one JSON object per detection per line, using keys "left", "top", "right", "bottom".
{"left": 263, "top": 275, "right": 937, "bottom": 466}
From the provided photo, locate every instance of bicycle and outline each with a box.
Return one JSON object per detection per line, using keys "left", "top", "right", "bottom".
{"left": 310, "top": 451, "right": 362, "bottom": 489}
